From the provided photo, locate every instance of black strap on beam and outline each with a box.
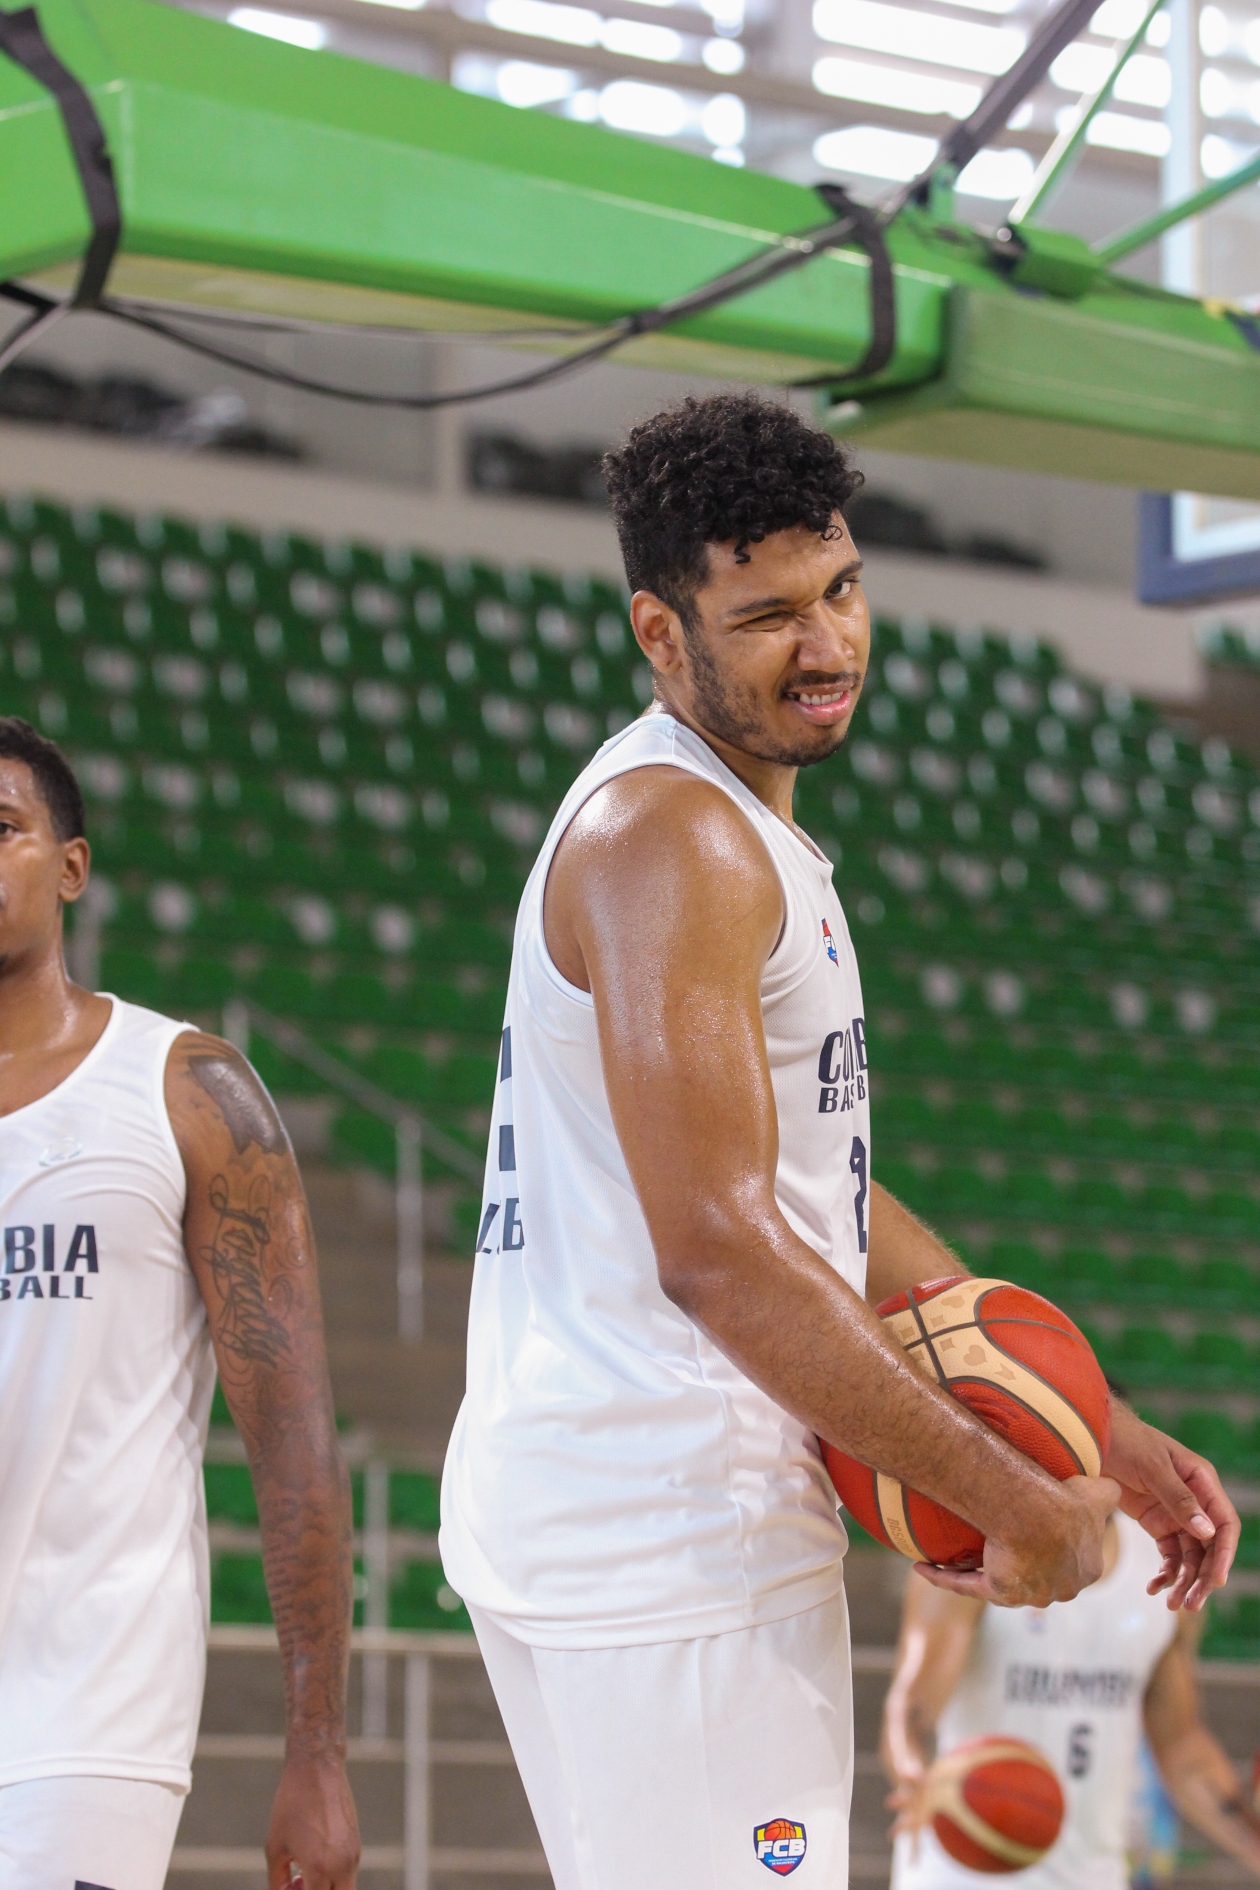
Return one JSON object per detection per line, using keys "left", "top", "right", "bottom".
{"left": 793, "top": 182, "right": 896, "bottom": 389}
{"left": 0, "top": 4, "right": 120, "bottom": 370}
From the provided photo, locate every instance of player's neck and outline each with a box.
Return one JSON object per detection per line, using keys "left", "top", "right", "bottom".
{"left": 649, "top": 700, "right": 798, "bottom": 825}
{"left": 0, "top": 935, "right": 103, "bottom": 1072}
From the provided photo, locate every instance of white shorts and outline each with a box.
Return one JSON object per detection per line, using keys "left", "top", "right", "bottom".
{"left": 470, "top": 1591, "right": 853, "bottom": 1890}
{"left": 0, "top": 1775, "right": 185, "bottom": 1890}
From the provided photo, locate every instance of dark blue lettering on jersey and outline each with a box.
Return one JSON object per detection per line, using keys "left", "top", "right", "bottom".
{"left": 474, "top": 1036, "right": 524, "bottom": 1256}
{"left": 817, "top": 1018, "right": 867, "bottom": 1114}
{"left": 1004, "top": 1664, "right": 1137, "bottom": 1709}
{"left": 4, "top": 1223, "right": 98, "bottom": 1279}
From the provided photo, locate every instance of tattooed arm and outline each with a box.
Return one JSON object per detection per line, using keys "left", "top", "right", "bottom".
{"left": 167, "top": 1031, "right": 360, "bottom": 1890}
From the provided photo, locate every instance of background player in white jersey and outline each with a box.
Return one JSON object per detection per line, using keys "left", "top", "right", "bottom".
{"left": 0, "top": 716, "right": 359, "bottom": 1890}
{"left": 440, "top": 394, "right": 1237, "bottom": 1890}
{"left": 883, "top": 1510, "right": 1260, "bottom": 1888}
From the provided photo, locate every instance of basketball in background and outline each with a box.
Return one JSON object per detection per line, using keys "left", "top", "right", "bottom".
{"left": 822, "top": 1276, "right": 1111, "bottom": 1567}
{"left": 925, "top": 1736, "right": 1065, "bottom": 1874}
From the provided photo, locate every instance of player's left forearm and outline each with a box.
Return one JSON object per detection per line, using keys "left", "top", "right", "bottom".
{"left": 865, "top": 1181, "right": 972, "bottom": 1307}
{"left": 252, "top": 1416, "right": 354, "bottom": 1758}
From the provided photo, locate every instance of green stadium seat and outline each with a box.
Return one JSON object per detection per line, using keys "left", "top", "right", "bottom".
{"left": 1117, "top": 1252, "right": 1190, "bottom": 1308}
{"left": 390, "top": 1471, "right": 442, "bottom": 1532}
{"left": 1201, "top": 1595, "right": 1260, "bottom": 1661}
{"left": 1213, "top": 1122, "right": 1260, "bottom": 1169}
{"left": 1183, "top": 1330, "right": 1252, "bottom": 1392}
{"left": 985, "top": 1242, "right": 1053, "bottom": 1293}
{"left": 1193, "top": 1256, "right": 1257, "bottom": 1313}
{"left": 1071, "top": 1176, "right": 1130, "bottom": 1227}
{"left": 876, "top": 1160, "right": 923, "bottom": 1209}
{"left": 169, "top": 957, "right": 239, "bottom": 1011}
{"left": 390, "top": 1559, "right": 472, "bottom": 1631}
{"left": 1057, "top": 1248, "right": 1118, "bottom": 1302}
{"left": 1104, "top": 1325, "right": 1180, "bottom": 1388}
{"left": 1002, "top": 1171, "right": 1061, "bottom": 1222}
{"left": 1237, "top": 1516, "right": 1260, "bottom": 1569}
{"left": 1135, "top": 1183, "right": 1196, "bottom": 1239}
{"left": 1204, "top": 1190, "right": 1260, "bottom": 1240}
{"left": 100, "top": 947, "right": 168, "bottom": 1009}
{"left": 929, "top": 1166, "right": 989, "bottom": 1217}
{"left": 1018, "top": 1105, "right": 1074, "bottom": 1155}
{"left": 211, "top": 1553, "right": 273, "bottom": 1624}
{"left": 1166, "top": 1409, "right": 1249, "bottom": 1476}
{"left": 204, "top": 1462, "right": 258, "bottom": 1524}
{"left": 249, "top": 964, "right": 325, "bottom": 1020}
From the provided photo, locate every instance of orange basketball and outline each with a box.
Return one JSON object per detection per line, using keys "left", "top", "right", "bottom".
{"left": 822, "top": 1276, "right": 1110, "bottom": 1566}
{"left": 926, "top": 1736, "right": 1065, "bottom": 1873}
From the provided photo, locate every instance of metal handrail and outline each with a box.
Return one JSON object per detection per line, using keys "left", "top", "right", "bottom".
{"left": 222, "top": 999, "right": 484, "bottom": 1342}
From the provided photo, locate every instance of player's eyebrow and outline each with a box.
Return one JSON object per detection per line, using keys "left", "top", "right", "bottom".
{"left": 726, "top": 557, "right": 863, "bottom": 623}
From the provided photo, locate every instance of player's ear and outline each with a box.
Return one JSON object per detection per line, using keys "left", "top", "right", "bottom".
{"left": 58, "top": 837, "right": 91, "bottom": 905}
{"left": 631, "top": 590, "right": 685, "bottom": 676}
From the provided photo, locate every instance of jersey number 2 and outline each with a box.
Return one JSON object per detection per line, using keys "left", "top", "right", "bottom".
{"left": 849, "top": 1135, "right": 869, "bottom": 1254}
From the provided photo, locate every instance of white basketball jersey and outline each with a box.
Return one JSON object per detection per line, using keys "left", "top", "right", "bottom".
{"left": 0, "top": 998, "right": 214, "bottom": 1790}
{"left": 441, "top": 709, "right": 871, "bottom": 1648}
{"left": 892, "top": 1514, "right": 1178, "bottom": 1890}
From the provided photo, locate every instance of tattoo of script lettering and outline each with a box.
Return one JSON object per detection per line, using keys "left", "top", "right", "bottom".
{"left": 204, "top": 1172, "right": 293, "bottom": 1372}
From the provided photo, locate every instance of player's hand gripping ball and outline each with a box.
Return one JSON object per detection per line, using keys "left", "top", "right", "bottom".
{"left": 822, "top": 1276, "right": 1111, "bottom": 1566}
{"left": 925, "top": 1736, "right": 1065, "bottom": 1874}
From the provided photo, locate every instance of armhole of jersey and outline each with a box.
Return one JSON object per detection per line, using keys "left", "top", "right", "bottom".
{"left": 532, "top": 755, "right": 789, "bottom": 1006}
{"left": 155, "top": 1019, "right": 199, "bottom": 1226}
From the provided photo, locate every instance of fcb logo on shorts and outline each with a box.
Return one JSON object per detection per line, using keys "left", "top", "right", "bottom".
{"left": 754, "top": 1818, "right": 807, "bottom": 1875}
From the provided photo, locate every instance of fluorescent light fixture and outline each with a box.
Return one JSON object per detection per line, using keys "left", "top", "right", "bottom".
{"left": 1202, "top": 131, "right": 1260, "bottom": 176}
{"left": 227, "top": 7, "right": 327, "bottom": 47}
{"left": 1048, "top": 42, "right": 1110, "bottom": 91}
{"left": 701, "top": 0, "right": 744, "bottom": 30}
{"left": 566, "top": 86, "right": 601, "bottom": 117}
{"left": 598, "top": 78, "right": 689, "bottom": 135}
{"left": 601, "top": 17, "right": 683, "bottom": 58}
{"left": 700, "top": 90, "right": 745, "bottom": 144}
{"left": 496, "top": 58, "right": 579, "bottom": 104}
{"left": 485, "top": 0, "right": 600, "bottom": 45}
{"left": 1084, "top": 108, "right": 1170, "bottom": 154}
{"left": 1200, "top": 4, "right": 1229, "bottom": 55}
{"left": 813, "top": 0, "right": 1024, "bottom": 76}
{"left": 956, "top": 144, "right": 1035, "bottom": 198}
{"left": 702, "top": 35, "right": 744, "bottom": 71}
{"left": 813, "top": 122, "right": 938, "bottom": 179}
{"left": 812, "top": 54, "right": 981, "bottom": 117}
{"left": 1200, "top": 66, "right": 1236, "bottom": 119}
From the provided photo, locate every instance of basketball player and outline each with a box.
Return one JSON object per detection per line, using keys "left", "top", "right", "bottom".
{"left": 0, "top": 715, "right": 359, "bottom": 1889}
{"left": 883, "top": 1510, "right": 1260, "bottom": 1887}
{"left": 440, "top": 394, "right": 1237, "bottom": 1890}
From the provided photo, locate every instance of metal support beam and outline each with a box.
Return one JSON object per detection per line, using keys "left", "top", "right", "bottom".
{"left": 404, "top": 1653, "right": 431, "bottom": 1890}
{"left": 396, "top": 1117, "right": 424, "bottom": 1344}
{"left": 362, "top": 1460, "right": 391, "bottom": 1742}
{"left": 1012, "top": 0, "right": 1168, "bottom": 226}
{"left": 1096, "top": 149, "right": 1260, "bottom": 265}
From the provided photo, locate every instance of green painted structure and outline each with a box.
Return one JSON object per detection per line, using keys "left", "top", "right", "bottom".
{"left": 3, "top": 0, "right": 1260, "bottom": 494}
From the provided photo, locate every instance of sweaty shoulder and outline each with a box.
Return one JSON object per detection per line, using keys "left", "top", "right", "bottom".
{"left": 165, "top": 1030, "right": 291, "bottom": 1165}
{"left": 544, "top": 764, "right": 783, "bottom": 994}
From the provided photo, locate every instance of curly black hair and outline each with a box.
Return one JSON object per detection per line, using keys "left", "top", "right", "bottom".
{"left": 602, "top": 392, "right": 863, "bottom": 628}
